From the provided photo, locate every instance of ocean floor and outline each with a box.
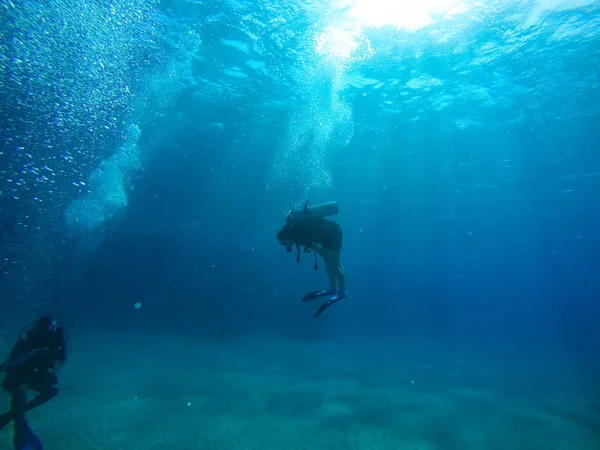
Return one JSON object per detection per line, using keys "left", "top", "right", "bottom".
{"left": 0, "top": 330, "right": 598, "bottom": 450}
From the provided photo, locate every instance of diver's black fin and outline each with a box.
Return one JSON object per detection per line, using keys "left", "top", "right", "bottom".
{"left": 302, "top": 289, "right": 326, "bottom": 302}
{"left": 314, "top": 298, "right": 341, "bottom": 318}
{"left": 13, "top": 415, "right": 43, "bottom": 450}
{"left": 303, "top": 200, "right": 309, "bottom": 214}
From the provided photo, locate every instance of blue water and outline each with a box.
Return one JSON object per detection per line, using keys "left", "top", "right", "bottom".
{"left": 1, "top": 0, "right": 600, "bottom": 448}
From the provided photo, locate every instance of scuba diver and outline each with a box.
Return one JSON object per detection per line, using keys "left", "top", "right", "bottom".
{"left": 0, "top": 316, "right": 67, "bottom": 449}
{"left": 277, "top": 201, "right": 347, "bottom": 318}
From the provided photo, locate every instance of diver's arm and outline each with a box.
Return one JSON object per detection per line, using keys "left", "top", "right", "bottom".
{"left": 6, "top": 339, "right": 29, "bottom": 361}
{"left": 0, "top": 348, "right": 50, "bottom": 372}
{"left": 1, "top": 339, "right": 29, "bottom": 371}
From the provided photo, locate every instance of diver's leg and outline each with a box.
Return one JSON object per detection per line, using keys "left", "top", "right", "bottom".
{"left": 12, "top": 407, "right": 43, "bottom": 450}
{"left": 323, "top": 252, "right": 338, "bottom": 291}
{"left": 0, "top": 377, "right": 19, "bottom": 430}
{"left": 328, "top": 251, "right": 345, "bottom": 295}
{"left": 13, "top": 414, "right": 43, "bottom": 450}
{"left": 0, "top": 385, "right": 26, "bottom": 430}
{"left": 10, "top": 386, "right": 27, "bottom": 415}
{"left": 312, "top": 250, "right": 347, "bottom": 318}
{"left": 302, "top": 248, "right": 336, "bottom": 302}
{"left": 0, "top": 411, "right": 12, "bottom": 430}
{"left": 22, "top": 373, "right": 58, "bottom": 413}
{"left": 22, "top": 386, "right": 57, "bottom": 413}
{"left": 336, "top": 264, "right": 345, "bottom": 294}
{"left": 9, "top": 385, "right": 45, "bottom": 450}
{"left": 13, "top": 413, "right": 29, "bottom": 450}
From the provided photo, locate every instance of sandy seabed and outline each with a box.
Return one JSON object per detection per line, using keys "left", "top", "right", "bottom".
{"left": 0, "top": 330, "right": 598, "bottom": 450}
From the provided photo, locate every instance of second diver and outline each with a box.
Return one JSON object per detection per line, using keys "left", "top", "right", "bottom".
{"left": 277, "top": 201, "right": 347, "bottom": 318}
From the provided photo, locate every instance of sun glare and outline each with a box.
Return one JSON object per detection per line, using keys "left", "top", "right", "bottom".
{"left": 315, "top": 0, "right": 470, "bottom": 61}
{"left": 341, "top": 0, "right": 469, "bottom": 30}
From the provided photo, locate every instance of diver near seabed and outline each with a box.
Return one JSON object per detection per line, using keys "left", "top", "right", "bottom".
{"left": 277, "top": 201, "right": 347, "bottom": 318}
{"left": 0, "top": 316, "right": 67, "bottom": 449}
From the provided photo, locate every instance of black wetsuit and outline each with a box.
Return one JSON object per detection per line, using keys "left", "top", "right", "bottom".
{"left": 280, "top": 217, "right": 343, "bottom": 251}
{"left": 0, "top": 319, "right": 66, "bottom": 430}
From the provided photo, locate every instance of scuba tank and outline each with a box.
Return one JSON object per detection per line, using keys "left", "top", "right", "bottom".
{"left": 288, "top": 201, "right": 338, "bottom": 222}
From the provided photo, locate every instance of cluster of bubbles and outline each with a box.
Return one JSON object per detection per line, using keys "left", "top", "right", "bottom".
{"left": 0, "top": 0, "right": 164, "bottom": 338}
{"left": 65, "top": 124, "right": 142, "bottom": 231}
{"left": 0, "top": 0, "right": 162, "bottom": 215}
{"left": 270, "top": 19, "right": 372, "bottom": 194}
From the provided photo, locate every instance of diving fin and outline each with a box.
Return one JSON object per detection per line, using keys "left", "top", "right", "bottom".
{"left": 302, "top": 289, "right": 336, "bottom": 302}
{"left": 314, "top": 292, "right": 347, "bottom": 318}
{"left": 13, "top": 416, "right": 43, "bottom": 450}
{"left": 314, "top": 299, "right": 337, "bottom": 318}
